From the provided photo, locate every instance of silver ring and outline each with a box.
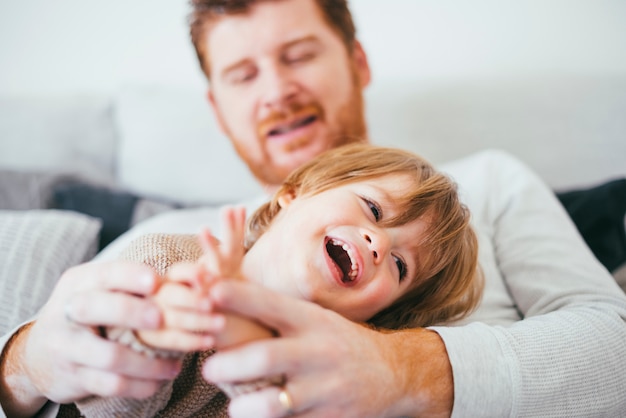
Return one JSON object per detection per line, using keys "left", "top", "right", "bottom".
{"left": 278, "top": 386, "right": 295, "bottom": 416}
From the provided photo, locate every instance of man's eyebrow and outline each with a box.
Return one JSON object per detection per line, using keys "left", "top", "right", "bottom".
{"left": 281, "top": 35, "right": 321, "bottom": 50}
{"left": 219, "top": 36, "right": 321, "bottom": 80}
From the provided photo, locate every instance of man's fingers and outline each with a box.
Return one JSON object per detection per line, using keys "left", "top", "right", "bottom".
{"left": 210, "top": 280, "right": 314, "bottom": 334}
{"left": 64, "top": 333, "right": 181, "bottom": 380}
{"left": 228, "top": 385, "right": 292, "bottom": 418}
{"left": 64, "top": 261, "right": 160, "bottom": 295}
{"left": 19, "top": 260, "right": 185, "bottom": 405}
{"left": 67, "top": 290, "right": 161, "bottom": 330}
{"left": 204, "top": 338, "right": 317, "bottom": 384}
{"left": 57, "top": 261, "right": 163, "bottom": 330}
{"left": 75, "top": 367, "right": 167, "bottom": 400}
{"left": 228, "top": 376, "right": 338, "bottom": 418}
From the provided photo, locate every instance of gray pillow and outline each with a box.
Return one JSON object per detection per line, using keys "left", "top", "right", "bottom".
{"left": 0, "top": 169, "right": 78, "bottom": 210}
{"left": 0, "top": 210, "right": 102, "bottom": 334}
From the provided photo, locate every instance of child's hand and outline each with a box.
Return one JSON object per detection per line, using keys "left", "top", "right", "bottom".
{"left": 137, "top": 206, "right": 274, "bottom": 353}
{"left": 197, "top": 206, "right": 247, "bottom": 279}
{"left": 136, "top": 262, "right": 223, "bottom": 352}
{"left": 199, "top": 206, "right": 275, "bottom": 348}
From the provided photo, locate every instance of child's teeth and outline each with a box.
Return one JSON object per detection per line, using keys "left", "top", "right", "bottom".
{"left": 330, "top": 238, "right": 359, "bottom": 281}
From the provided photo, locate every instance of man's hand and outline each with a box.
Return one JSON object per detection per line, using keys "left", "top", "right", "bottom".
{"left": 0, "top": 261, "right": 182, "bottom": 417}
{"left": 203, "top": 280, "right": 454, "bottom": 418}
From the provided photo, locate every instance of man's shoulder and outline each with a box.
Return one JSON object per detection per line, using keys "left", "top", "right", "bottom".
{"left": 438, "top": 148, "right": 536, "bottom": 191}
{"left": 436, "top": 149, "right": 540, "bottom": 212}
{"left": 438, "top": 148, "right": 525, "bottom": 178}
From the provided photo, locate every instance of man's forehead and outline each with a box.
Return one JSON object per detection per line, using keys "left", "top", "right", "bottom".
{"left": 206, "top": 0, "right": 334, "bottom": 69}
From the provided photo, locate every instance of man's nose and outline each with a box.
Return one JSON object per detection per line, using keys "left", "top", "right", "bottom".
{"left": 362, "top": 230, "right": 391, "bottom": 265}
{"left": 261, "top": 64, "right": 298, "bottom": 109}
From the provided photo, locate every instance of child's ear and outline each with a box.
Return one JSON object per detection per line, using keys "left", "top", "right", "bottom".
{"left": 277, "top": 188, "right": 297, "bottom": 208}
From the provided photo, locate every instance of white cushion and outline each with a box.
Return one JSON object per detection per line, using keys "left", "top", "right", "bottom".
{"left": 0, "top": 210, "right": 102, "bottom": 334}
{"left": 114, "top": 85, "right": 262, "bottom": 205}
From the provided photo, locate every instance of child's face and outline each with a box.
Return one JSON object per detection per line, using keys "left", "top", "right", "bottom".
{"left": 241, "top": 173, "right": 428, "bottom": 322}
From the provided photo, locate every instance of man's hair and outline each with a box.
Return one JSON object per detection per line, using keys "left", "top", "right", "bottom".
{"left": 188, "top": 0, "right": 357, "bottom": 79}
{"left": 246, "top": 143, "right": 484, "bottom": 329}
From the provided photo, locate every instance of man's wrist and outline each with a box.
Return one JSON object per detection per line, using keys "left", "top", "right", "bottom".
{"left": 0, "top": 322, "right": 48, "bottom": 417}
{"left": 382, "top": 328, "right": 454, "bottom": 418}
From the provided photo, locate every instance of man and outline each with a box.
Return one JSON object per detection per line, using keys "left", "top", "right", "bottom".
{"left": 1, "top": 0, "right": 625, "bottom": 417}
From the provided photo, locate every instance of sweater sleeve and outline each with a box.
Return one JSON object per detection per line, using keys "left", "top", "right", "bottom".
{"left": 434, "top": 150, "right": 626, "bottom": 417}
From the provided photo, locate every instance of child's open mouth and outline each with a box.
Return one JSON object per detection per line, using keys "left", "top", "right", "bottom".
{"left": 325, "top": 237, "right": 360, "bottom": 284}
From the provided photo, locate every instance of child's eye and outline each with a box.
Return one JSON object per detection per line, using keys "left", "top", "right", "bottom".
{"left": 393, "top": 255, "right": 408, "bottom": 282}
{"left": 364, "top": 198, "right": 382, "bottom": 221}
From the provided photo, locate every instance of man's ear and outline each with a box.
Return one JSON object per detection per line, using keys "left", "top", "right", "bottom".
{"left": 277, "top": 188, "right": 297, "bottom": 208}
{"left": 352, "top": 40, "right": 371, "bottom": 89}
{"left": 207, "top": 89, "right": 228, "bottom": 135}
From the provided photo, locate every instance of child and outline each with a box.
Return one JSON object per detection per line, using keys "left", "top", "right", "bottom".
{"left": 75, "top": 143, "right": 483, "bottom": 417}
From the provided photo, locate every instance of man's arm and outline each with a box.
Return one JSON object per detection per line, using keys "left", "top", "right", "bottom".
{"left": 0, "top": 323, "right": 48, "bottom": 417}
{"left": 0, "top": 261, "right": 182, "bottom": 417}
{"left": 435, "top": 150, "right": 626, "bottom": 417}
{"left": 203, "top": 280, "right": 453, "bottom": 418}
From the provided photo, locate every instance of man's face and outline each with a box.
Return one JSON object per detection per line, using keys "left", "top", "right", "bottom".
{"left": 205, "top": 0, "right": 371, "bottom": 188}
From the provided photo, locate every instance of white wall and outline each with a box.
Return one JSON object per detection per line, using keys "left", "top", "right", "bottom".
{"left": 353, "top": 0, "right": 626, "bottom": 83}
{"left": 1, "top": 0, "right": 626, "bottom": 96}
{"left": 0, "top": 0, "right": 205, "bottom": 95}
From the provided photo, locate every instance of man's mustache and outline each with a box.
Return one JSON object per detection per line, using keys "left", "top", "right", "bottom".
{"left": 257, "top": 102, "right": 325, "bottom": 139}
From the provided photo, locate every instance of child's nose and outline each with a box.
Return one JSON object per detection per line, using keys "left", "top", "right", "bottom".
{"left": 364, "top": 233, "right": 378, "bottom": 259}
{"left": 363, "top": 231, "right": 389, "bottom": 264}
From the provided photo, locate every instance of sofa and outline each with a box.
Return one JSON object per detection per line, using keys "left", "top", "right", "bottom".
{"left": 1, "top": 75, "right": 626, "bottom": 335}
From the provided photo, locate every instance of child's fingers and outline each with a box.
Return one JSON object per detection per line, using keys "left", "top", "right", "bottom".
{"left": 154, "top": 282, "right": 213, "bottom": 312}
{"left": 198, "top": 227, "right": 220, "bottom": 254}
{"left": 213, "top": 313, "right": 274, "bottom": 349}
{"left": 220, "top": 206, "right": 246, "bottom": 259}
{"left": 198, "top": 227, "right": 222, "bottom": 273}
{"left": 138, "top": 329, "right": 215, "bottom": 352}
{"left": 197, "top": 207, "right": 246, "bottom": 280}
{"left": 162, "top": 309, "right": 226, "bottom": 334}
{"left": 167, "top": 262, "right": 208, "bottom": 290}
